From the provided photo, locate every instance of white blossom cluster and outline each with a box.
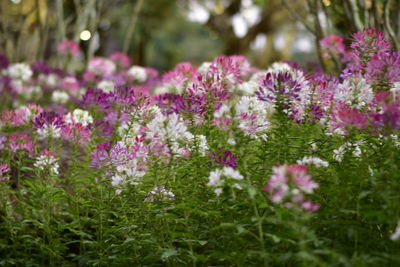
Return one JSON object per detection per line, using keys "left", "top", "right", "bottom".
{"left": 97, "top": 80, "right": 115, "bottom": 93}
{"left": 51, "top": 91, "right": 70, "bottom": 104}
{"left": 34, "top": 153, "right": 60, "bottom": 175}
{"left": 296, "top": 156, "right": 329, "bottom": 168}
{"left": 207, "top": 167, "right": 244, "bottom": 196}
{"left": 235, "top": 96, "right": 273, "bottom": 139}
{"left": 111, "top": 160, "right": 147, "bottom": 195}
{"left": 37, "top": 123, "right": 62, "bottom": 140}
{"left": 4, "top": 63, "right": 33, "bottom": 82}
{"left": 334, "top": 78, "right": 374, "bottom": 109}
{"left": 128, "top": 66, "right": 147, "bottom": 83}
{"left": 65, "top": 109, "right": 93, "bottom": 126}
{"left": 146, "top": 112, "right": 195, "bottom": 156}
{"left": 333, "top": 141, "right": 363, "bottom": 162}
{"left": 109, "top": 141, "right": 148, "bottom": 195}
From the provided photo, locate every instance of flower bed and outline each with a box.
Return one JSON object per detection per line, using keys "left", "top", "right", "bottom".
{"left": 0, "top": 29, "right": 400, "bottom": 265}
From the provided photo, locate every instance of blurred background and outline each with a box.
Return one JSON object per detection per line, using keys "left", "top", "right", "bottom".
{"left": 1, "top": 0, "right": 399, "bottom": 71}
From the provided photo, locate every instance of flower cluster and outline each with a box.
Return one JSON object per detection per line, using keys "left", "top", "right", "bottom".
{"left": 263, "top": 165, "right": 320, "bottom": 212}
{"left": 33, "top": 150, "right": 60, "bottom": 175}
{"left": 296, "top": 156, "right": 329, "bottom": 168}
{"left": 144, "top": 186, "right": 175, "bottom": 202}
{"left": 207, "top": 167, "right": 244, "bottom": 196}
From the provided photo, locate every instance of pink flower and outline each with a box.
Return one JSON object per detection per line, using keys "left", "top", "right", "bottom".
{"left": 87, "top": 57, "right": 116, "bottom": 77}
{"left": 9, "top": 134, "right": 34, "bottom": 154}
{"left": 329, "top": 106, "right": 368, "bottom": 135}
{"left": 61, "top": 76, "right": 80, "bottom": 93}
{"left": 109, "top": 52, "right": 130, "bottom": 69}
{"left": 320, "top": 35, "right": 346, "bottom": 56}
{"left": 263, "top": 164, "right": 320, "bottom": 212}
{"left": 57, "top": 40, "right": 81, "bottom": 58}
{"left": 61, "top": 123, "right": 91, "bottom": 144}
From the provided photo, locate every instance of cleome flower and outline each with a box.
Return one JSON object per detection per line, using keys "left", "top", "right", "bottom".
{"left": 33, "top": 150, "right": 60, "bottom": 175}
{"left": 263, "top": 164, "right": 320, "bottom": 212}
{"left": 144, "top": 186, "right": 175, "bottom": 202}
{"left": 207, "top": 167, "right": 244, "bottom": 196}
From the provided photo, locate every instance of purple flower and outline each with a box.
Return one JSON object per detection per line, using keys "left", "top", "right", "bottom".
{"left": 256, "top": 72, "right": 302, "bottom": 104}
{"left": 91, "top": 141, "right": 112, "bottom": 168}
{"left": 210, "top": 150, "right": 238, "bottom": 169}
{"left": 32, "top": 111, "right": 64, "bottom": 129}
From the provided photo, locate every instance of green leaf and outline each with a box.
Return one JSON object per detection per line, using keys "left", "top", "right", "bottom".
{"left": 161, "top": 248, "right": 178, "bottom": 260}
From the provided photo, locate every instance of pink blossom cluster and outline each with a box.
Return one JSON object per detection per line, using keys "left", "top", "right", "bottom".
{"left": 263, "top": 165, "right": 320, "bottom": 212}
{"left": 57, "top": 40, "right": 81, "bottom": 59}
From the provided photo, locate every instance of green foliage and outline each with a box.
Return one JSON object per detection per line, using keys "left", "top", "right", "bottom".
{"left": 1, "top": 107, "right": 400, "bottom": 266}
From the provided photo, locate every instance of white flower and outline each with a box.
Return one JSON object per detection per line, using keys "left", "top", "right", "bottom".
{"left": 51, "top": 91, "right": 69, "bottom": 104}
{"left": 118, "top": 121, "right": 141, "bottom": 140}
{"left": 65, "top": 109, "right": 93, "bottom": 126}
{"left": 198, "top": 62, "right": 212, "bottom": 74}
{"left": 267, "top": 62, "right": 293, "bottom": 73}
{"left": 146, "top": 112, "right": 193, "bottom": 142}
{"left": 214, "top": 188, "right": 223, "bottom": 196}
{"left": 39, "top": 73, "right": 58, "bottom": 87}
{"left": 34, "top": 153, "right": 59, "bottom": 175}
{"left": 153, "top": 86, "right": 169, "bottom": 95}
{"left": 335, "top": 78, "right": 374, "bottom": 109}
{"left": 214, "top": 104, "right": 231, "bottom": 118}
{"left": 111, "top": 174, "right": 124, "bottom": 187}
{"left": 207, "top": 169, "right": 223, "bottom": 187}
{"left": 128, "top": 66, "right": 147, "bottom": 83}
{"left": 110, "top": 158, "right": 147, "bottom": 194}
{"left": 192, "top": 135, "right": 209, "bottom": 156}
{"left": 390, "top": 82, "right": 400, "bottom": 98}
{"left": 5, "top": 63, "right": 33, "bottom": 82}
{"left": 207, "top": 168, "right": 244, "bottom": 196}
{"left": 227, "top": 137, "right": 236, "bottom": 145}
{"left": 391, "top": 221, "right": 400, "bottom": 241}
{"left": 37, "top": 124, "right": 62, "bottom": 140}
{"left": 333, "top": 141, "right": 363, "bottom": 162}
{"left": 296, "top": 156, "right": 329, "bottom": 168}
{"left": 222, "top": 167, "right": 243, "bottom": 180}
{"left": 390, "top": 134, "right": 400, "bottom": 147}
{"left": 97, "top": 80, "right": 115, "bottom": 93}
{"left": 236, "top": 80, "right": 259, "bottom": 95}
{"left": 235, "top": 96, "right": 272, "bottom": 139}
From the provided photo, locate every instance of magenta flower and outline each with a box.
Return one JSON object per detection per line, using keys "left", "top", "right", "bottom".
{"left": 329, "top": 106, "right": 368, "bottom": 135}
{"left": 9, "top": 134, "right": 35, "bottom": 154}
{"left": 320, "top": 34, "right": 346, "bottom": 57}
